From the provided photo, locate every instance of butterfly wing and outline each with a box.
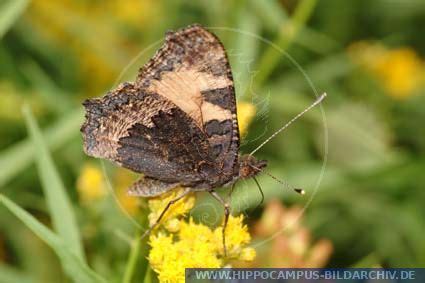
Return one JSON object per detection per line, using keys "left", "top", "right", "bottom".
{"left": 81, "top": 25, "right": 240, "bottom": 188}
{"left": 136, "top": 24, "right": 240, "bottom": 180}
{"left": 127, "top": 176, "right": 180, "bottom": 197}
{"left": 81, "top": 82, "right": 216, "bottom": 185}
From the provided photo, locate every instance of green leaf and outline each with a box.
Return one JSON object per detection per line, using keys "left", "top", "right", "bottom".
{"left": 22, "top": 60, "right": 73, "bottom": 113}
{"left": 0, "top": 264, "right": 34, "bottom": 283}
{"left": 143, "top": 266, "right": 153, "bottom": 283}
{"left": 325, "top": 103, "right": 395, "bottom": 171}
{"left": 231, "top": 5, "right": 260, "bottom": 98}
{"left": 248, "top": 0, "right": 288, "bottom": 29}
{"left": 0, "top": 0, "right": 29, "bottom": 39}
{"left": 0, "top": 108, "right": 83, "bottom": 188}
{"left": 253, "top": 0, "right": 318, "bottom": 88}
{"left": 249, "top": 0, "right": 339, "bottom": 54}
{"left": 350, "top": 253, "right": 381, "bottom": 268}
{"left": 123, "top": 235, "right": 142, "bottom": 283}
{"left": 22, "top": 105, "right": 85, "bottom": 261}
{"left": 0, "top": 195, "right": 107, "bottom": 283}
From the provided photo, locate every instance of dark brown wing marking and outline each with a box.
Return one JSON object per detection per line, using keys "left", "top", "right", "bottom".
{"left": 135, "top": 24, "right": 240, "bottom": 179}
{"left": 127, "top": 176, "right": 179, "bottom": 197}
{"left": 81, "top": 82, "right": 174, "bottom": 159}
{"left": 81, "top": 83, "right": 218, "bottom": 186}
{"left": 117, "top": 107, "right": 217, "bottom": 184}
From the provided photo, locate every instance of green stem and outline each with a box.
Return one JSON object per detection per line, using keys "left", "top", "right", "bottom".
{"left": 122, "top": 233, "right": 142, "bottom": 283}
{"left": 253, "top": 0, "right": 318, "bottom": 89}
{"left": 143, "top": 265, "right": 153, "bottom": 283}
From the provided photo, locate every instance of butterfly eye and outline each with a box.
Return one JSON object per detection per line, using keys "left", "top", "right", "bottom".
{"left": 238, "top": 165, "right": 251, "bottom": 179}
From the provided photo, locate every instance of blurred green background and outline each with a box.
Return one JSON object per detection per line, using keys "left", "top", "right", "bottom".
{"left": 1, "top": 0, "right": 425, "bottom": 282}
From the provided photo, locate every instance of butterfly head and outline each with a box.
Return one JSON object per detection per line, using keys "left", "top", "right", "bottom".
{"left": 237, "top": 155, "right": 267, "bottom": 180}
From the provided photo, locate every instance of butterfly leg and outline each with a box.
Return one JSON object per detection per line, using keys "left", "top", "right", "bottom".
{"left": 209, "top": 190, "right": 230, "bottom": 257}
{"left": 252, "top": 176, "right": 265, "bottom": 211}
{"left": 227, "top": 182, "right": 236, "bottom": 199}
{"left": 141, "top": 187, "right": 191, "bottom": 240}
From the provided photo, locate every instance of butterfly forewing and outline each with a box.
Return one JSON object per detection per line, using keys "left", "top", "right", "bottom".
{"left": 81, "top": 24, "right": 240, "bottom": 189}
{"left": 136, "top": 24, "right": 240, "bottom": 179}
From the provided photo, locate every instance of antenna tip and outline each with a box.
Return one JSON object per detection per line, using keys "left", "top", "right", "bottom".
{"left": 294, "top": 188, "right": 305, "bottom": 195}
{"left": 317, "top": 92, "right": 327, "bottom": 102}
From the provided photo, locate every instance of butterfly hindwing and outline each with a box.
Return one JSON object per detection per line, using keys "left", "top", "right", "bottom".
{"left": 117, "top": 105, "right": 215, "bottom": 184}
{"left": 127, "top": 176, "right": 179, "bottom": 197}
{"left": 136, "top": 24, "right": 240, "bottom": 179}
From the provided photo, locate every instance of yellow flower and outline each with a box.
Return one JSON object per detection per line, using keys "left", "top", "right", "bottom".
{"left": 148, "top": 233, "right": 175, "bottom": 269}
{"left": 348, "top": 41, "right": 424, "bottom": 99}
{"left": 149, "top": 220, "right": 222, "bottom": 283}
{"left": 239, "top": 247, "right": 256, "bottom": 261}
{"left": 213, "top": 215, "right": 252, "bottom": 258}
{"left": 76, "top": 164, "right": 139, "bottom": 215}
{"left": 373, "top": 48, "right": 423, "bottom": 99}
{"left": 107, "top": 0, "right": 159, "bottom": 27}
{"left": 26, "top": 0, "right": 161, "bottom": 95}
{"left": 179, "top": 218, "right": 217, "bottom": 245}
{"left": 148, "top": 188, "right": 195, "bottom": 231}
{"left": 76, "top": 163, "right": 107, "bottom": 203}
{"left": 114, "top": 169, "right": 139, "bottom": 215}
{"left": 148, "top": 196, "right": 255, "bottom": 282}
{"left": 237, "top": 102, "right": 256, "bottom": 136}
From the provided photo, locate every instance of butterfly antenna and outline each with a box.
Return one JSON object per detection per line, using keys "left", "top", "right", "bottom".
{"left": 249, "top": 165, "right": 305, "bottom": 195}
{"left": 249, "top": 93, "right": 327, "bottom": 156}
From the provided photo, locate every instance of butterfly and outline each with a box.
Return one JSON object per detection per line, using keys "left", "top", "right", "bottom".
{"left": 81, "top": 24, "right": 267, "bottom": 254}
{"left": 81, "top": 24, "right": 325, "bottom": 254}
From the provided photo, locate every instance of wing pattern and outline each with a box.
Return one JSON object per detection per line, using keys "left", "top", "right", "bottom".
{"left": 136, "top": 24, "right": 240, "bottom": 179}
{"left": 81, "top": 25, "right": 240, "bottom": 189}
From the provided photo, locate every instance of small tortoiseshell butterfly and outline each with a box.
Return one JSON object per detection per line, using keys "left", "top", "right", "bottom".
{"left": 81, "top": 24, "right": 325, "bottom": 253}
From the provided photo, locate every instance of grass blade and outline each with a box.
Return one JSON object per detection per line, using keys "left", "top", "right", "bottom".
{"left": 22, "top": 60, "right": 73, "bottom": 113}
{"left": 0, "top": 195, "right": 107, "bottom": 283}
{"left": 248, "top": 0, "right": 288, "bottom": 29}
{"left": 0, "top": 264, "right": 34, "bottom": 283}
{"left": 0, "top": 0, "right": 29, "bottom": 39}
{"left": 122, "top": 234, "right": 142, "bottom": 283}
{"left": 249, "top": 0, "right": 338, "bottom": 54}
{"left": 231, "top": 5, "right": 260, "bottom": 98}
{"left": 254, "top": 0, "right": 318, "bottom": 88}
{"left": 143, "top": 266, "right": 153, "bottom": 283}
{"left": 0, "top": 108, "right": 83, "bottom": 188}
{"left": 22, "top": 105, "right": 85, "bottom": 261}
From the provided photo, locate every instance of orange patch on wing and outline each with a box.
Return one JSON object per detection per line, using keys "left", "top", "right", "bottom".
{"left": 147, "top": 69, "right": 232, "bottom": 128}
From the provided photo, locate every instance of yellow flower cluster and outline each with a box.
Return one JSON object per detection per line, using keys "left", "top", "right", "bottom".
{"left": 147, "top": 190, "right": 255, "bottom": 283}
{"left": 237, "top": 102, "right": 256, "bottom": 137}
{"left": 76, "top": 164, "right": 139, "bottom": 215}
{"left": 148, "top": 188, "right": 196, "bottom": 233}
{"left": 27, "top": 0, "right": 161, "bottom": 94}
{"left": 76, "top": 163, "right": 107, "bottom": 203}
{"left": 348, "top": 41, "right": 425, "bottom": 99}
